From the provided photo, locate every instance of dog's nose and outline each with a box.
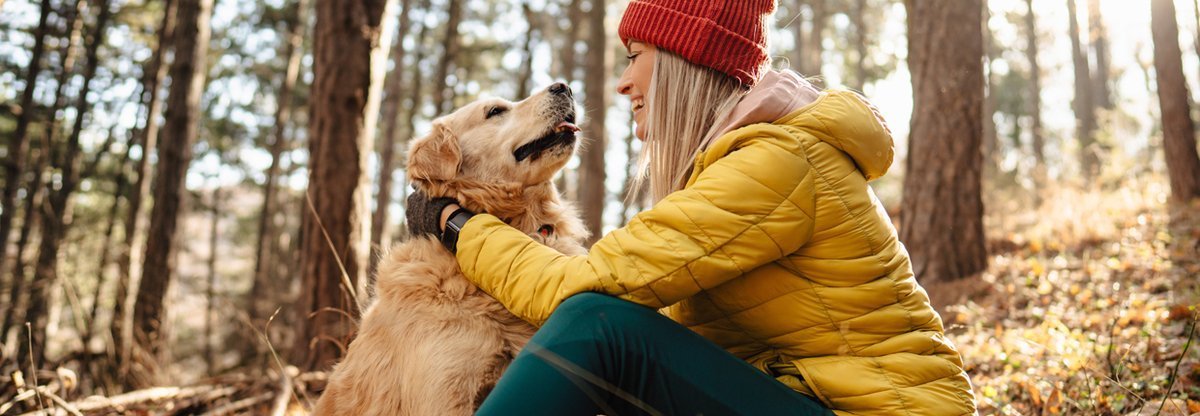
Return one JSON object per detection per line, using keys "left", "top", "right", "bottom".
{"left": 548, "top": 82, "right": 572, "bottom": 97}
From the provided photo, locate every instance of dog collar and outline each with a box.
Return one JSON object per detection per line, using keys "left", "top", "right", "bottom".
{"left": 537, "top": 224, "right": 554, "bottom": 237}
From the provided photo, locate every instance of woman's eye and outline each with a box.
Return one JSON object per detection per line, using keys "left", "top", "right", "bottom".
{"left": 486, "top": 106, "right": 508, "bottom": 119}
{"left": 625, "top": 53, "right": 639, "bottom": 61}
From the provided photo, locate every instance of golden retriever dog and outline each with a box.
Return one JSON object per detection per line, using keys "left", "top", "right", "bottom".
{"left": 313, "top": 83, "right": 588, "bottom": 415}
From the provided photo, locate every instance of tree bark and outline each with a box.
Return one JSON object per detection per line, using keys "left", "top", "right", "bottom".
{"left": 431, "top": 0, "right": 462, "bottom": 115}
{"left": 250, "top": 0, "right": 308, "bottom": 339}
{"left": 112, "top": 0, "right": 176, "bottom": 381}
{"left": 370, "top": 0, "right": 415, "bottom": 276}
{"left": 1088, "top": 0, "right": 1112, "bottom": 110}
{"left": 0, "top": 0, "right": 52, "bottom": 279}
{"left": 21, "top": 0, "right": 113, "bottom": 369}
{"left": 900, "top": 0, "right": 987, "bottom": 284}
{"left": 578, "top": 0, "right": 609, "bottom": 246}
{"left": 1024, "top": 0, "right": 1045, "bottom": 168}
{"left": 131, "top": 0, "right": 213, "bottom": 387}
{"left": 1067, "top": 0, "right": 1099, "bottom": 177}
{"left": 293, "top": 0, "right": 395, "bottom": 372}
{"left": 1151, "top": 0, "right": 1200, "bottom": 203}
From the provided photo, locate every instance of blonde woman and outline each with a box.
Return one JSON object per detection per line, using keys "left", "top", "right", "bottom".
{"left": 406, "top": 0, "right": 976, "bottom": 414}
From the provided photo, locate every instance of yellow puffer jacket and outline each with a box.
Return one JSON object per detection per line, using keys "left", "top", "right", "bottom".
{"left": 456, "top": 90, "right": 976, "bottom": 415}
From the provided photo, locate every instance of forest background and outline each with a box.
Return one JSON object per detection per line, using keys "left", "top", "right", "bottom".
{"left": 1, "top": 0, "right": 1199, "bottom": 414}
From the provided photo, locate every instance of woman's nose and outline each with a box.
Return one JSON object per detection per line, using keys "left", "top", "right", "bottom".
{"left": 616, "top": 73, "right": 632, "bottom": 96}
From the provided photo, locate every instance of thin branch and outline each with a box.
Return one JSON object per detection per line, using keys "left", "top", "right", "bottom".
{"left": 1155, "top": 318, "right": 1196, "bottom": 416}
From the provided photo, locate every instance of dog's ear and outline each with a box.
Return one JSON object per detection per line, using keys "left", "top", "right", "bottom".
{"left": 407, "top": 122, "right": 461, "bottom": 182}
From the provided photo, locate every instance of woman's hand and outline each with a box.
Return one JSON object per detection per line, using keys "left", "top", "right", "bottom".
{"left": 404, "top": 189, "right": 461, "bottom": 237}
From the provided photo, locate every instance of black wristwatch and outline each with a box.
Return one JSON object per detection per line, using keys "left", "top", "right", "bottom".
{"left": 440, "top": 207, "right": 475, "bottom": 253}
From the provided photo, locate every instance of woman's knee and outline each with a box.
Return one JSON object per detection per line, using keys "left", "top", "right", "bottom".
{"left": 556, "top": 292, "right": 626, "bottom": 315}
{"left": 548, "top": 293, "right": 672, "bottom": 335}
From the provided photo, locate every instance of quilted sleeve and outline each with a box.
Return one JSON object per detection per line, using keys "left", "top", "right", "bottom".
{"left": 456, "top": 130, "right": 818, "bottom": 326}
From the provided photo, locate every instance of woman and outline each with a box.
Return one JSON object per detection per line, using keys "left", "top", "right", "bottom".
{"left": 406, "top": 0, "right": 976, "bottom": 414}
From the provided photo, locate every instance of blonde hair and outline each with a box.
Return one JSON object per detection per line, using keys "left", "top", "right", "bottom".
{"left": 629, "top": 50, "right": 749, "bottom": 203}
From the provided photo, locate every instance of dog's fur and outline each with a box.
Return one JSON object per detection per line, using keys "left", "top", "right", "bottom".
{"left": 313, "top": 85, "right": 588, "bottom": 415}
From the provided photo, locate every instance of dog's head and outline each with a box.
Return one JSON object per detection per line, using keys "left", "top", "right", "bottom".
{"left": 407, "top": 83, "right": 579, "bottom": 194}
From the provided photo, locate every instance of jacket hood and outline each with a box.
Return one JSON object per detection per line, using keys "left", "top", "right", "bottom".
{"left": 710, "top": 70, "right": 896, "bottom": 181}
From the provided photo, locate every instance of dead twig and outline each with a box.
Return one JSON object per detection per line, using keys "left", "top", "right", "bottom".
{"left": 1155, "top": 318, "right": 1196, "bottom": 416}
{"left": 27, "top": 323, "right": 46, "bottom": 412}
{"left": 269, "top": 365, "right": 294, "bottom": 416}
{"left": 198, "top": 391, "right": 274, "bottom": 416}
{"left": 17, "top": 385, "right": 236, "bottom": 415}
{"left": 16, "top": 386, "right": 83, "bottom": 416}
{"left": 257, "top": 307, "right": 311, "bottom": 411}
{"left": 304, "top": 192, "right": 360, "bottom": 311}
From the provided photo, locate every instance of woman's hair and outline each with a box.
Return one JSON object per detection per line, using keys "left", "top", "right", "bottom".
{"left": 629, "top": 49, "right": 748, "bottom": 204}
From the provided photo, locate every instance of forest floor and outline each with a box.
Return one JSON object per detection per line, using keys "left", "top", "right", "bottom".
{"left": 3, "top": 181, "right": 1198, "bottom": 415}
{"left": 951, "top": 179, "right": 1200, "bottom": 416}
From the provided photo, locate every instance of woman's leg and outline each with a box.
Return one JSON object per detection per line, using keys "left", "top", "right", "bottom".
{"left": 477, "top": 293, "right": 833, "bottom": 416}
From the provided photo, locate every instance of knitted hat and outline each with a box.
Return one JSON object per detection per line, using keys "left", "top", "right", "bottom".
{"left": 618, "top": 0, "right": 775, "bottom": 87}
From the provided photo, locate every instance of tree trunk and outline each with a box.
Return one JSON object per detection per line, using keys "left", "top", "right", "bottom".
{"left": 900, "top": 0, "right": 987, "bottom": 284}
{"left": 21, "top": 0, "right": 113, "bottom": 369}
{"left": 578, "top": 0, "right": 609, "bottom": 246}
{"left": 560, "top": 0, "right": 583, "bottom": 83}
{"left": 805, "top": 0, "right": 827, "bottom": 82}
{"left": 516, "top": 1, "right": 537, "bottom": 96}
{"left": 618, "top": 125, "right": 637, "bottom": 226}
{"left": 555, "top": 0, "right": 584, "bottom": 199}
{"left": 0, "top": 139, "right": 49, "bottom": 347}
{"left": 1024, "top": 0, "right": 1045, "bottom": 168}
{"left": 1151, "top": 0, "right": 1200, "bottom": 203}
{"left": 788, "top": 0, "right": 804, "bottom": 74}
{"left": 1088, "top": 0, "right": 1112, "bottom": 110}
{"left": 205, "top": 184, "right": 221, "bottom": 376}
{"left": 112, "top": 0, "right": 176, "bottom": 382}
{"left": 397, "top": 0, "right": 431, "bottom": 240}
{"left": 1193, "top": 0, "right": 1199, "bottom": 96}
{"left": 431, "top": 0, "right": 462, "bottom": 115}
{"left": 1067, "top": 0, "right": 1098, "bottom": 178}
{"left": 131, "top": 0, "right": 212, "bottom": 387}
{"left": 370, "top": 0, "right": 415, "bottom": 276}
{"left": 293, "top": 0, "right": 395, "bottom": 372}
{"left": 981, "top": 0, "right": 998, "bottom": 168}
{"left": 0, "top": 0, "right": 51, "bottom": 279}
{"left": 250, "top": 0, "right": 308, "bottom": 343}
{"left": 851, "top": 0, "right": 868, "bottom": 91}
{"left": 82, "top": 135, "right": 129, "bottom": 354}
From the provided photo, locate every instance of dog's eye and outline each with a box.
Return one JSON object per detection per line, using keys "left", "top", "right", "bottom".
{"left": 486, "top": 106, "right": 508, "bottom": 119}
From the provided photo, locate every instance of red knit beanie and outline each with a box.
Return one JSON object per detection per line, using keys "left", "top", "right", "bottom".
{"left": 618, "top": 0, "right": 775, "bottom": 87}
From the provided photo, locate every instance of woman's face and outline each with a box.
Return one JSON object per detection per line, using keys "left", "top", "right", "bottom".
{"left": 616, "top": 41, "right": 656, "bottom": 141}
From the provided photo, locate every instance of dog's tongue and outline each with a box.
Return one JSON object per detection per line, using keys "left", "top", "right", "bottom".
{"left": 556, "top": 121, "right": 580, "bottom": 133}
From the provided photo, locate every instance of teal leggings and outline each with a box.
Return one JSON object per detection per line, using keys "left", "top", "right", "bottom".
{"left": 477, "top": 293, "right": 834, "bottom": 415}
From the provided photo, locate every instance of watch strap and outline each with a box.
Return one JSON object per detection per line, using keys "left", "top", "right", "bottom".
{"left": 440, "top": 207, "right": 475, "bottom": 253}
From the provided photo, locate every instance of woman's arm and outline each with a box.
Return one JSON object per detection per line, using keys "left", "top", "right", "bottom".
{"left": 458, "top": 127, "right": 817, "bottom": 326}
